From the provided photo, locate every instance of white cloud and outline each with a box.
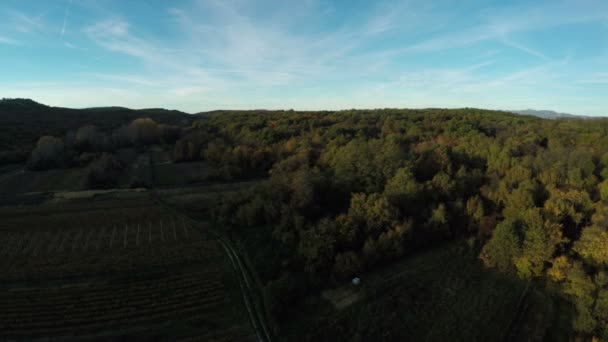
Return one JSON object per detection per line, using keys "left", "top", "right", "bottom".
{"left": 500, "top": 38, "right": 548, "bottom": 60}
{"left": 383, "top": 1, "right": 608, "bottom": 58}
{"left": 4, "top": 0, "right": 603, "bottom": 114}
{"left": 9, "top": 11, "right": 45, "bottom": 34}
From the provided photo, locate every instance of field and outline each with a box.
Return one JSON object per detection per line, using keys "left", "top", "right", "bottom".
{"left": 0, "top": 195, "right": 255, "bottom": 340}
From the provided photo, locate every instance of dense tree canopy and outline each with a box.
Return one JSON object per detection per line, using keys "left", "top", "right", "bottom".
{"left": 198, "top": 108, "right": 608, "bottom": 338}
{"left": 19, "top": 106, "right": 608, "bottom": 338}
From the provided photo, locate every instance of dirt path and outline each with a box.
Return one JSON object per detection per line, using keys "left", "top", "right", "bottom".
{"left": 0, "top": 168, "right": 24, "bottom": 184}
{"left": 149, "top": 153, "right": 274, "bottom": 342}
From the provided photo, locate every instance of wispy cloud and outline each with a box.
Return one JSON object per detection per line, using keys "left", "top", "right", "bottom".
{"left": 83, "top": 73, "right": 159, "bottom": 87}
{"left": 85, "top": 0, "right": 422, "bottom": 91}
{"left": 7, "top": 10, "right": 45, "bottom": 34}
{"left": 2, "top": 0, "right": 606, "bottom": 114}
{"left": 382, "top": 1, "right": 608, "bottom": 58}
{"left": 0, "top": 36, "right": 16, "bottom": 44}
{"left": 60, "top": 0, "right": 73, "bottom": 38}
{"left": 501, "top": 38, "right": 548, "bottom": 60}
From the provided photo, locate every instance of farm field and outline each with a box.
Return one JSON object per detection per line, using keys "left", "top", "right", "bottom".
{"left": 0, "top": 195, "right": 255, "bottom": 340}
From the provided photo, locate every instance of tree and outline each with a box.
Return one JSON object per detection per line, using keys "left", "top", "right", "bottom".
{"left": 345, "top": 193, "right": 399, "bottom": 238}
{"left": 75, "top": 125, "right": 103, "bottom": 151}
{"left": 515, "top": 209, "right": 564, "bottom": 278}
{"left": 128, "top": 118, "right": 160, "bottom": 145}
{"left": 27, "top": 136, "right": 66, "bottom": 170}
{"left": 594, "top": 289, "right": 608, "bottom": 339}
{"left": 480, "top": 220, "right": 521, "bottom": 273}
{"left": 599, "top": 179, "right": 608, "bottom": 202}
{"left": 362, "top": 236, "right": 379, "bottom": 266}
{"left": 465, "top": 195, "right": 484, "bottom": 227}
{"left": 502, "top": 180, "right": 539, "bottom": 221}
{"left": 561, "top": 261, "right": 598, "bottom": 333}
{"left": 325, "top": 138, "right": 378, "bottom": 193}
{"left": 574, "top": 225, "right": 608, "bottom": 266}
{"left": 334, "top": 214, "right": 361, "bottom": 250}
{"left": 86, "top": 153, "right": 124, "bottom": 189}
{"left": 158, "top": 124, "right": 181, "bottom": 144}
{"left": 333, "top": 251, "right": 362, "bottom": 279}
{"left": 298, "top": 218, "right": 336, "bottom": 276}
{"left": 289, "top": 168, "right": 316, "bottom": 211}
{"left": 426, "top": 202, "right": 449, "bottom": 238}
{"left": 112, "top": 125, "right": 131, "bottom": 148}
{"left": 544, "top": 188, "right": 593, "bottom": 241}
{"left": 544, "top": 188, "right": 593, "bottom": 226}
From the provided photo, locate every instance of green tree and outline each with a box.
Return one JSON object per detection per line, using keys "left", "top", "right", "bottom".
{"left": 480, "top": 220, "right": 522, "bottom": 273}
{"left": 298, "top": 218, "right": 336, "bottom": 276}
{"left": 515, "top": 209, "right": 564, "bottom": 278}
{"left": 333, "top": 251, "right": 362, "bottom": 279}
{"left": 544, "top": 188, "right": 593, "bottom": 226}
{"left": 598, "top": 179, "right": 608, "bottom": 201}
{"left": 574, "top": 225, "right": 608, "bottom": 266}
{"left": 465, "top": 195, "right": 484, "bottom": 227}
{"left": 384, "top": 166, "right": 422, "bottom": 212}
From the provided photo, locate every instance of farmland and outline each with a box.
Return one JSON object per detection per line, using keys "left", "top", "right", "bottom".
{"left": 0, "top": 195, "right": 256, "bottom": 340}
{"left": 3, "top": 101, "right": 607, "bottom": 340}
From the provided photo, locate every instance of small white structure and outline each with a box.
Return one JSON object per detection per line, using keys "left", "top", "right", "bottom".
{"left": 352, "top": 277, "right": 361, "bottom": 286}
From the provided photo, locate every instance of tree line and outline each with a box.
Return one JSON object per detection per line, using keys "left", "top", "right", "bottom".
{"left": 27, "top": 118, "right": 182, "bottom": 188}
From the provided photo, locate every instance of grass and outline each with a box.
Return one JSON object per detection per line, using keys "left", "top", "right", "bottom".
{"left": 277, "top": 242, "right": 532, "bottom": 342}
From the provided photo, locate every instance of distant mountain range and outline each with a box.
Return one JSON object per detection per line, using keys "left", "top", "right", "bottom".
{"left": 510, "top": 109, "right": 591, "bottom": 119}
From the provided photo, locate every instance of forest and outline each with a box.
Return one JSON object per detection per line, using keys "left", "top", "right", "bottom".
{"left": 9, "top": 102, "right": 608, "bottom": 339}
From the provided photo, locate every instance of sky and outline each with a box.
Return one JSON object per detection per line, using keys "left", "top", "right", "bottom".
{"left": 0, "top": 0, "right": 607, "bottom": 115}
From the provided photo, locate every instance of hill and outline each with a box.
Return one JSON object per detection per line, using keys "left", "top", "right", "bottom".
{"left": 511, "top": 109, "right": 587, "bottom": 119}
{"left": 0, "top": 98, "right": 192, "bottom": 163}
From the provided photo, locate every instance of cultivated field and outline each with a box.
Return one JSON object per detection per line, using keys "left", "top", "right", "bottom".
{"left": 0, "top": 196, "right": 255, "bottom": 340}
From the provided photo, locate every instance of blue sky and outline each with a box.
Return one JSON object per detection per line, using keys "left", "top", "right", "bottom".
{"left": 1, "top": 0, "right": 607, "bottom": 115}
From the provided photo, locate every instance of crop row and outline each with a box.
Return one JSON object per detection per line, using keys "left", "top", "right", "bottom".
{"left": 0, "top": 217, "right": 205, "bottom": 258}
{"left": 0, "top": 237, "right": 221, "bottom": 282}
{"left": 0, "top": 264, "right": 230, "bottom": 338}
